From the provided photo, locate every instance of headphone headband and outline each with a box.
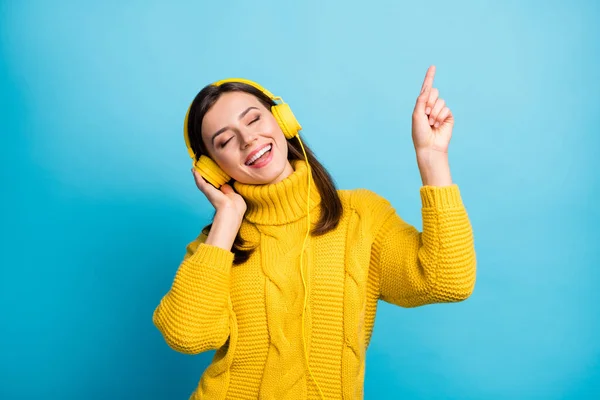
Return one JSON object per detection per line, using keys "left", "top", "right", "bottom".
{"left": 212, "top": 78, "right": 279, "bottom": 101}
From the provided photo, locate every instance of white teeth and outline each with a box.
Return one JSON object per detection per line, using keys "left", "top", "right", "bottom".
{"left": 246, "top": 144, "right": 272, "bottom": 165}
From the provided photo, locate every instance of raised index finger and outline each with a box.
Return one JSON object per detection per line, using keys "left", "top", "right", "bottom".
{"left": 420, "top": 65, "right": 436, "bottom": 94}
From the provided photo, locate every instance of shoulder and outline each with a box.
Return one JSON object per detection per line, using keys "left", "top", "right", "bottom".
{"left": 183, "top": 230, "right": 209, "bottom": 260}
{"left": 338, "top": 188, "right": 393, "bottom": 209}
{"left": 337, "top": 188, "right": 397, "bottom": 221}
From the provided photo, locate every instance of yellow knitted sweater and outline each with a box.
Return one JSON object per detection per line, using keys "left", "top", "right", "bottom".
{"left": 153, "top": 159, "right": 476, "bottom": 399}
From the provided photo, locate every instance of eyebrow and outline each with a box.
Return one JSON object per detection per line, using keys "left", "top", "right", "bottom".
{"left": 211, "top": 106, "right": 259, "bottom": 146}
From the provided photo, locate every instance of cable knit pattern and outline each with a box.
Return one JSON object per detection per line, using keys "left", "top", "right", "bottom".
{"left": 257, "top": 224, "right": 308, "bottom": 399}
{"left": 341, "top": 210, "right": 368, "bottom": 399}
{"left": 153, "top": 159, "right": 477, "bottom": 399}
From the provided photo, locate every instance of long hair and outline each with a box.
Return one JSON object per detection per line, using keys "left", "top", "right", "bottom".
{"left": 186, "top": 81, "right": 343, "bottom": 264}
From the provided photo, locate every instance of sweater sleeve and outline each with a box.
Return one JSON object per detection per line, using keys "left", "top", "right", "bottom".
{"left": 153, "top": 232, "right": 234, "bottom": 354}
{"left": 372, "top": 184, "right": 476, "bottom": 307}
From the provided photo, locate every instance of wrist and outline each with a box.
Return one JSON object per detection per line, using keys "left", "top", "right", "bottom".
{"left": 416, "top": 150, "right": 453, "bottom": 187}
{"left": 215, "top": 207, "right": 243, "bottom": 223}
{"left": 205, "top": 211, "right": 242, "bottom": 251}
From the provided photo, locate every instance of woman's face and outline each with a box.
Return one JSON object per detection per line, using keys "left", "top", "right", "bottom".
{"left": 201, "top": 91, "right": 294, "bottom": 185}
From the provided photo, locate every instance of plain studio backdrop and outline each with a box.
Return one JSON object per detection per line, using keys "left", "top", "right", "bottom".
{"left": 1, "top": 0, "right": 598, "bottom": 399}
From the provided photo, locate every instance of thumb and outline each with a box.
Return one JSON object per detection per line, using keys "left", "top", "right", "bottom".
{"left": 220, "top": 183, "right": 234, "bottom": 195}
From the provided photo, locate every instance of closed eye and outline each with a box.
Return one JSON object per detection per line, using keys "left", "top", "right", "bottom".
{"left": 219, "top": 116, "right": 260, "bottom": 149}
{"left": 219, "top": 137, "right": 233, "bottom": 148}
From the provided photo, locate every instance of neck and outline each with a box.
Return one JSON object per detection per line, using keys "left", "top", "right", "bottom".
{"left": 233, "top": 159, "right": 321, "bottom": 225}
{"left": 268, "top": 160, "right": 295, "bottom": 185}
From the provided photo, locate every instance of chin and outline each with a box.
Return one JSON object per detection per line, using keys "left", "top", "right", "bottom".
{"left": 259, "top": 159, "right": 288, "bottom": 185}
{"left": 266, "top": 149, "right": 291, "bottom": 184}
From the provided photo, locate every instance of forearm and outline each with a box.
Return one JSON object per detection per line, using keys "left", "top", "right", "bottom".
{"left": 204, "top": 210, "right": 242, "bottom": 251}
{"left": 153, "top": 243, "right": 234, "bottom": 354}
{"left": 377, "top": 184, "right": 476, "bottom": 307}
{"left": 417, "top": 185, "right": 477, "bottom": 302}
{"left": 416, "top": 149, "right": 453, "bottom": 187}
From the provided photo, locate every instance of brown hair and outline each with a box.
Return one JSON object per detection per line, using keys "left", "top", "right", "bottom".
{"left": 186, "top": 81, "right": 343, "bottom": 264}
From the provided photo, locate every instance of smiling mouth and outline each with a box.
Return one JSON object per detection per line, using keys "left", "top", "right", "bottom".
{"left": 245, "top": 144, "right": 272, "bottom": 166}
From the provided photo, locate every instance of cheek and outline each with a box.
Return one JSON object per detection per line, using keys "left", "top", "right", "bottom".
{"left": 265, "top": 114, "right": 282, "bottom": 133}
{"left": 266, "top": 118, "right": 286, "bottom": 143}
{"left": 277, "top": 137, "right": 289, "bottom": 162}
{"left": 218, "top": 150, "right": 241, "bottom": 168}
{"left": 272, "top": 127, "right": 286, "bottom": 148}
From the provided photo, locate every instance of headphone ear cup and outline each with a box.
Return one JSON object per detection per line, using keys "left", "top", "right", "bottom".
{"left": 272, "top": 104, "right": 301, "bottom": 139}
{"left": 195, "top": 156, "right": 231, "bottom": 188}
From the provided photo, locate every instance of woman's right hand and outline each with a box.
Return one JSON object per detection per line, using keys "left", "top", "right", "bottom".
{"left": 192, "top": 168, "right": 247, "bottom": 224}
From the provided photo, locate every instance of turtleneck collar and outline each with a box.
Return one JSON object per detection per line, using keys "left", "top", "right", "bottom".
{"left": 233, "top": 159, "right": 321, "bottom": 225}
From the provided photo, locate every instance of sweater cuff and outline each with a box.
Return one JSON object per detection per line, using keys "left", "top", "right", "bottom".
{"left": 187, "top": 243, "right": 234, "bottom": 272}
{"left": 420, "top": 184, "right": 463, "bottom": 209}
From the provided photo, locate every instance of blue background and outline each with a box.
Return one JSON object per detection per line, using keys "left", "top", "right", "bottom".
{"left": 1, "top": 0, "right": 598, "bottom": 399}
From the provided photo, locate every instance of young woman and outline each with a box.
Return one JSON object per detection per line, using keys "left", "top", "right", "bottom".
{"left": 153, "top": 66, "right": 477, "bottom": 400}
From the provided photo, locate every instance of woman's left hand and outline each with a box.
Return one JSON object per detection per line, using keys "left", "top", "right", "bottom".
{"left": 411, "top": 65, "right": 453, "bottom": 155}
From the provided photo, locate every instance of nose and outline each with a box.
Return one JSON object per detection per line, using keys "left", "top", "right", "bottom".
{"left": 240, "top": 130, "right": 258, "bottom": 149}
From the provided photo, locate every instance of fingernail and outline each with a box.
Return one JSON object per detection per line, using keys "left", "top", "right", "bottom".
{"left": 429, "top": 118, "right": 434, "bottom": 125}
{"left": 434, "top": 122, "right": 440, "bottom": 128}
{"left": 425, "top": 107, "right": 431, "bottom": 115}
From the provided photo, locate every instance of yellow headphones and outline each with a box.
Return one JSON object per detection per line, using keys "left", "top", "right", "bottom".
{"left": 183, "top": 79, "right": 325, "bottom": 399}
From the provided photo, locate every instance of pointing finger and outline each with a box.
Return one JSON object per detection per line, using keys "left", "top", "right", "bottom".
{"left": 420, "top": 65, "right": 436, "bottom": 95}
